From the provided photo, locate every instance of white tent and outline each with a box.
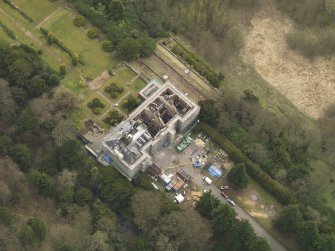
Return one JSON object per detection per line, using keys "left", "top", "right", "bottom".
{"left": 175, "top": 194, "right": 185, "bottom": 203}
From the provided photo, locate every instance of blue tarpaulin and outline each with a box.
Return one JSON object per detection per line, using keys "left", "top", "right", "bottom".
{"left": 102, "top": 153, "right": 113, "bottom": 164}
{"left": 208, "top": 165, "right": 222, "bottom": 177}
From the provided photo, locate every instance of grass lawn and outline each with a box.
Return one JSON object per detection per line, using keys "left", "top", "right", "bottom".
{"left": 13, "top": 0, "right": 62, "bottom": 26}
{"left": 228, "top": 179, "right": 301, "bottom": 251}
{"left": 132, "top": 77, "right": 147, "bottom": 92}
{"left": 44, "top": 9, "right": 117, "bottom": 78}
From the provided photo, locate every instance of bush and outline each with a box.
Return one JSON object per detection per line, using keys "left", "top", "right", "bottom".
{"left": 74, "top": 15, "right": 85, "bottom": 27}
{"left": 102, "top": 40, "right": 113, "bottom": 52}
{"left": 60, "top": 64, "right": 66, "bottom": 75}
{"left": 47, "top": 32, "right": 55, "bottom": 45}
{"left": 27, "top": 218, "right": 46, "bottom": 241}
{"left": 123, "top": 95, "right": 141, "bottom": 111}
{"left": 75, "top": 187, "right": 93, "bottom": 206}
{"left": 87, "top": 98, "right": 105, "bottom": 115}
{"left": 104, "top": 83, "right": 124, "bottom": 99}
{"left": 87, "top": 28, "right": 99, "bottom": 39}
{"left": 104, "top": 110, "right": 124, "bottom": 126}
{"left": 72, "top": 54, "right": 79, "bottom": 66}
{"left": 0, "top": 207, "right": 13, "bottom": 226}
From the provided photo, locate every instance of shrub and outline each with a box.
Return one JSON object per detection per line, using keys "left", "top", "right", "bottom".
{"left": 87, "top": 28, "right": 99, "bottom": 39}
{"left": 60, "top": 64, "right": 66, "bottom": 75}
{"left": 105, "top": 83, "right": 124, "bottom": 99}
{"left": 72, "top": 54, "right": 79, "bottom": 66}
{"left": 87, "top": 98, "right": 105, "bottom": 115}
{"left": 47, "top": 32, "right": 55, "bottom": 45}
{"left": 104, "top": 110, "right": 124, "bottom": 126}
{"left": 123, "top": 95, "right": 141, "bottom": 111}
{"left": 74, "top": 15, "right": 85, "bottom": 27}
{"left": 27, "top": 218, "right": 46, "bottom": 241}
{"left": 0, "top": 207, "right": 13, "bottom": 226}
{"left": 102, "top": 40, "right": 113, "bottom": 52}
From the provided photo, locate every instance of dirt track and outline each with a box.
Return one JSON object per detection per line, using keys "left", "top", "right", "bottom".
{"left": 240, "top": 7, "right": 335, "bottom": 118}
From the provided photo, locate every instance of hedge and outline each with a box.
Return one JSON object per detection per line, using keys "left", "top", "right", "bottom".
{"left": 0, "top": 21, "right": 16, "bottom": 40}
{"left": 3, "top": 0, "right": 33, "bottom": 22}
{"left": 171, "top": 44, "right": 223, "bottom": 88}
{"left": 196, "top": 122, "right": 296, "bottom": 205}
{"left": 40, "top": 27, "right": 73, "bottom": 57}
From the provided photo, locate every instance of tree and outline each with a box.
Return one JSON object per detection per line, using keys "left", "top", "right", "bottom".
{"left": 103, "top": 110, "right": 124, "bottom": 126}
{"left": 9, "top": 144, "right": 32, "bottom": 171}
{"left": 199, "top": 100, "right": 220, "bottom": 125}
{"left": 56, "top": 139, "right": 85, "bottom": 170}
{"left": 75, "top": 187, "right": 93, "bottom": 206}
{"left": 138, "top": 36, "right": 156, "bottom": 57}
{"left": 107, "top": 1, "right": 124, "bottom": 21}
{"left": 0, "top": 135, "right": 13, "bottom": 155}
{"left": 275, "top": 204, "right": 303, "bottom": 233}
{"left": 102, "top": 40, "right": 113, "bottom": 52}
{"left": 16, "top": 107, "right": 37, "bottom": 133}
{"left": 30, "top": 170, "right": 56, "bottom": 198}
{"left": 228, "top": 163, "right": 249, "bottom": 189}
{"left": 19, "top": 224, "right": 36, "bottom": 247}
{"left": 314, "top": 233, "right": 335, "bottom": 251}
{"left": 195, "top": 191, "right": 220, "bottom": 218}
{"left": 123, "top": 95, "right": 141, "bottom": 111}
{"left": 117, "top": 37, "right": 140, "bottom": 60}
{"left": 131, "top": 190, "right": 163, "bottom": 232}
{"left": 98, "top": 167, "right": 135, "bottom": 211}
{"left": 230, "top": 219, "right": 257, "bottom": 251}
{"left": 74, "top": 15, "right": 85, "bottom": 26}
{"left": 158, "top": 210, "right": 212, "bottom": 250}
{"left": 47, "top": 74, "right": 60, "bottom": 86}
{"left": 251, "top": 237, "right": 271, "bottom": 251}
{"left": 86, "top": 231, "right": 109, "bottom": 251}
{"left": 211, "top": 203, "right": 236, "bottom": 234}
{"left": 297, "top": 221, "right": 319, "bottom": 250}
{"left": 0, "top": 207, "right": 13, "bottom": 226}
{"left": 27, "top": 218, "right": 46, "bottom": 241}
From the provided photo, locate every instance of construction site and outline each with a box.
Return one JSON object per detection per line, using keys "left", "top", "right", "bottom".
{"left": 84, "top": 80, "right": 200, "bottom": 180}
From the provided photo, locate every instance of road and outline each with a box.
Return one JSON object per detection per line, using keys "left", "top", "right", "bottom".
{"left": 188, "top": 168, "right": 287, "bottom": 251}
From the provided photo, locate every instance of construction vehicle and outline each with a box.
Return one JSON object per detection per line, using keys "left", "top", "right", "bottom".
{"left": 176, "top": 132, "right": 192, "bottom": 153}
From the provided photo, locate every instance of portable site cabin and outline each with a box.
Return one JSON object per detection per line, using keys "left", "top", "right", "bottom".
{"left": 208, "top": 165, "right": 222, "bottom": 177}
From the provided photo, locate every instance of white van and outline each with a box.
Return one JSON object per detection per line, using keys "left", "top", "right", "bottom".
{"left": 202, "top": 176, "right": 212, "bottom": 185}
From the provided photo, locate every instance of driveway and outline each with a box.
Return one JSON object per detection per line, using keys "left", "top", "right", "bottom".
{"left": 153, "top": 142, "right": 287, "bottom": 251}
{"left": 187, "top": 167, "right": 286, "bottom": 251}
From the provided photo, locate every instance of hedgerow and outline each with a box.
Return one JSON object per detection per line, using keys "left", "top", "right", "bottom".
{"left": 171, "top": 44, "right": 224, "bottom": 88}
{"left": 3, "top": 0, "right": 33, "bottom": 22}
{"left": 0, "top": 21, "right": 16, "bottom": 40}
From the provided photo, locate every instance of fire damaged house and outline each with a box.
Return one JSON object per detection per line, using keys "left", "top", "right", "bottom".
{"left": 97, "top": 80, "right": 200, "bottom": 180}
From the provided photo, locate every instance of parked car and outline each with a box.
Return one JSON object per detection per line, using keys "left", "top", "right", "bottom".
{"left": 221, "top": 191, "right": 229, "bottom": 199}
{"left": 220, "top": 185, "right": 229, "bottom": 190}
{"left": 227, "top": 198, "right": 236, "bottom": 206}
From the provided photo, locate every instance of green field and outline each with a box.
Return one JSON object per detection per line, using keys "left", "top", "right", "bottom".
{"left": 13, "top": 0, "right": 61, "bottom": 25}
{"left": 44, "top": 10, "right": 117, "bottom": 77}
{"left": 132, "top": 77, "right": 147, "bottom": 92}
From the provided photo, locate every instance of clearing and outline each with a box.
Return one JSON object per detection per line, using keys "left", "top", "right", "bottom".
{"left": 240, "top": 6, "right": 335, "bottom": 119}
